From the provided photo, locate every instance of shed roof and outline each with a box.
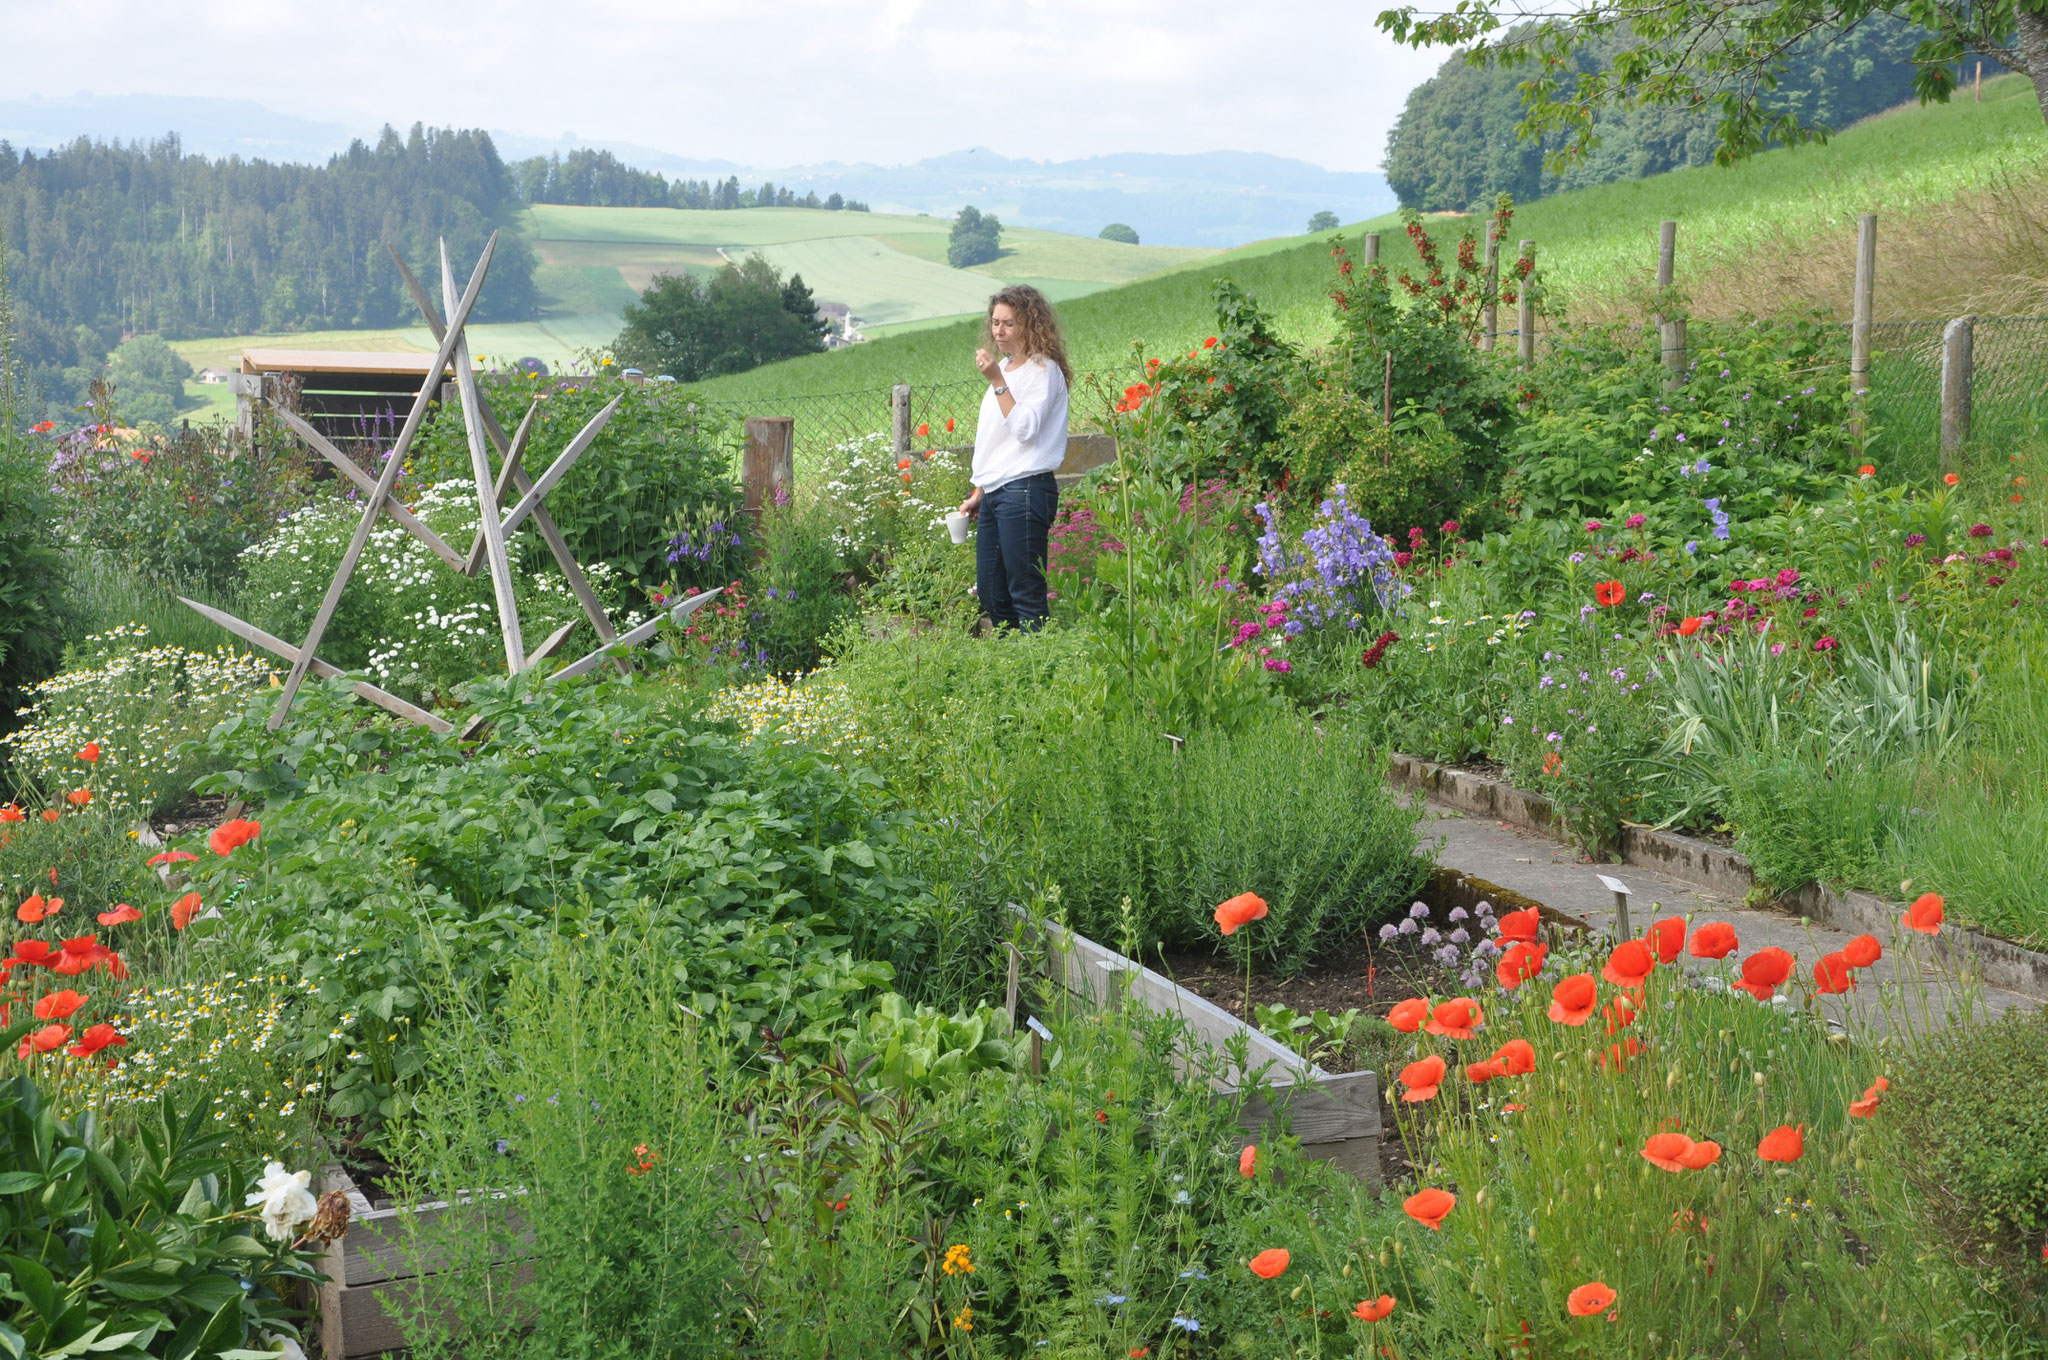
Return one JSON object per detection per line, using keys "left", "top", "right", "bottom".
{"left": 240, "top": 349, "right": 473, "bottom": 376}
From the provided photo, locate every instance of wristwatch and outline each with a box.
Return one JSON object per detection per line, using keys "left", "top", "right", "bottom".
{"left": 991, "top": 385, "right": 1009, "bottom": 397}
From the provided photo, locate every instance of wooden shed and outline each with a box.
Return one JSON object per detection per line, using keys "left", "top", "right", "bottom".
{"left": 233, "top": 349, "right": 472, "bottom": 450}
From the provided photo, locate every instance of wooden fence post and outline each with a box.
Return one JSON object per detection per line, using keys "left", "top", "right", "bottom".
{"left": 1656, "top": 220, "right": 1686, "bottom": 384}
{"left": 743, "top": 416, "right": 795, "bottom": 534}
{"left": 1364, "top": 232, "right": 1380, "bottom": 267}
{"left": 1480, "top": 234, "right": 1499, "bottom": 353}
{"left": 891, "top": 384, "right": 913, "bottom": 456}
{"left": 1850, "top": 213, "right": 1876, "bottom": 438}
{"left": 1940, "top": 316, "right": 1974, "bottom": 455}
{"left": 1517, "top": 240, "right": 1536, "bottom": 366}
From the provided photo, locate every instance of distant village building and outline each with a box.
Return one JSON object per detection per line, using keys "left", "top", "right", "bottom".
{"left": 816, "top": 300, "right": 867, "bottom": 348}
{"left": 196, "top": 367, "right": 233, "bottom": 384}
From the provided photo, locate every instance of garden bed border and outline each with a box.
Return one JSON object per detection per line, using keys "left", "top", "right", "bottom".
{"left": 1010, "top": 909, "right": 1382, "bottom": 1183}
{"left": 1388, "top": 753, "right": 2048, "bottom": 999}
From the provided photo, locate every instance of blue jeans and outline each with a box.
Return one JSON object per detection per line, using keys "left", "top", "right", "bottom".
{"left": 975, "top": 473, "right": 1059, "bottom": 630}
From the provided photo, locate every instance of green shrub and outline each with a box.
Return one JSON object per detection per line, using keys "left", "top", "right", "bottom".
{"left": 1885, "top": 1005, "right": 2048, "bottom": 1292}
{"left": 0, "top": 423, "right": 67, "bottom": 737}
{"left": 407, "top": 370, "right": 739, "bottom": 589}
{"left": 745, "top": 498, "right": 855, "bottom": 673}
{"left": 1282, "top": 386, "right": 1479, "bottom": 532}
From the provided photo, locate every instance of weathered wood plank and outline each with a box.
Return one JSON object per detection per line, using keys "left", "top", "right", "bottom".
{"left": 269, "top": 406, "right": 465, "bottom": 571}
{"left": 272, "top": 233, "right": 495, "bottom": 728}
{"left": 464, "top": 399, "right": 536, "bottom": 576}
{"left": 547, "top": 586, "right": 722, "bottom": 682}
{"left": 441, "top": 242, "right": 526, "bottom": 673}
{"left": 180, "top": 598, "right": 452, "bottom": 734}
{"left": 524, "top": 617, "right": 580, "bottom": 671}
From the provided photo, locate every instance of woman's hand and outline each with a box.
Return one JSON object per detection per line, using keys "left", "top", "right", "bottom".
{"left": 959, "top": 486, "right": 984, "bottom": 521}
{"left": 974, "top": 348, "right": 1006, "bottom": 385}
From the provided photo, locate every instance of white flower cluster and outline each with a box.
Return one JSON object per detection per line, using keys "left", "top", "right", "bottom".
{"left": 816, "top": 433, "right": 969, "bottom": 560}
{"left": 0, "top": 625, "right": 276, "bottom": 812}
{"left": 700, "top": 675, "right": 872, "bottom": 766}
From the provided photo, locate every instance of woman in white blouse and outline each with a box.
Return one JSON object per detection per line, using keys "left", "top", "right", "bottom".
{"left": 957, "top": 285, "right": 1071, "bottom": 629}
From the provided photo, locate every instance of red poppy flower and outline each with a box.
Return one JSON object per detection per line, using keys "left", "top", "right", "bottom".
{"left": 1944, "top": 473, "right": 1960, "bottom": 486}
{"left": 1239, "top": 1145, "right": 1257, "bottom": 1178}
{"left": 1386, "top": 997, "right": 1430, "bottom": 1033}
{"left": 1600, "top": 1036, "right": 1643, "bottom": 1071}
{"left": 41, "top": 810, "right": 60, "bottom": 823}
{"left": 19, "top": 1024, "right": 71, "bottom": 1058}
{"left": 1465, "top": 1059, "right": 1502, "bottom": 1083}
{"left": 16, "top": 894, "right": 48, "bottom": 924}
{"left": 1547, "top": 973, "right": 1597, "bottom": 1026}
{"left": 1203, "top": 336, "right": 1219, "bottom": 349}
{"left": 1688, "top": 921, "right": 1739, "bottom": 959}
{"left": 1601, "top": 939, "right": 1655, "bottom": 989}
{"left": 1398, "top": 1054, "right": 1447, "bottom": 1103}
{"left": 1641, "top": 1132, "right": 1696, "bottom": 1171}
{"left": 1645, "top": 917, "right": 1686, "bottom": 964}
{"left": 12, "top": 942, "right": 54, "bottom": 967}
{"left": 915, "top": 423, "right": 929, "bottom": 438}
{"left": 1213, "top": 892, "right": 1268, "bottom": 936}
{"left": 1858, "top": 464, "right": 1875, "bottom": 476}
{"left": 0, "top": 805, "right": 21, "bottom": 823}
{"left": 1496, "top": 941, "right": 1546, "bottom": 989}
{"left": 1352, "top": 1295, "right": 1396, "bottom": 1322}
{"left": 1425, "top": 997, "right": 1483, "bottom": 1039}
{"left": 1492, "top": 1038, "right": 1536, "bottom": 1075}
{"left": 1403, "top": 1188, "right": 1455, "bottom": 1230}
{"left": 171, "top": 892, "right": 202, "bottom": 931}
{"left": 1542, "top": 751, "right": 1563, "bottom": 776}
{"left": 1757, "top": 1123, "right": 1804, "bottom": 1162}
{"left": 1734, "top": 947, "right": 1793, "bottom": 1000}
{"left": 944, "top": 418, "right": 955, "bottom": 433}
{"left": 1842, "top": 934, "right": 1882, "bottom": 968}
{"left": 1848, "top": 1083, "right": 1884, "bottom": 1118}
{"left": 1593, "top": 580, "right": 1627, "bottom": 608}
{"left": 1812, "top": 951, "right": 1854, "bottom": 995}
{"left": 207, "top": 818, "right": 261, "bottom": 857}
{"left": 76, "top": 743, "right": 100, "bottom": 763}
{"left": 146, "top": 849, "right": 199, "bottom": 867}
{"left": 1601, "top": 994, "right": 1640, "bottom": 1034}
{"left": 98, "top": 904, "right": 142, "bottom": 926}
{"left": 1497, "top": 907, "right": 1540, "bottom": 942}
{"left": 66, "top": 790, "right": 91, "bottom": 808}
{"left": 66, "top": 1023, "right": 124, "bottom": 1058}
{"left": 1903, "top": 892, "right": 1943, "bottom": 935}
{"left": 1248, "top": 1248, "right": 1290, "bottom": 1279}
{"left": 33, "top": 989, "right": 87, "bottom": 1021}
{"left": 1677, "top": 616, "right": 1703, "bottom": 637}
{"left": 1567, "top": 1282, "right": 1616, "bottom": 1317}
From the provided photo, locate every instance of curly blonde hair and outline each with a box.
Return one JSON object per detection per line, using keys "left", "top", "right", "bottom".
{"left": 982, "top": 285, "right": 1072, "bottom": 385}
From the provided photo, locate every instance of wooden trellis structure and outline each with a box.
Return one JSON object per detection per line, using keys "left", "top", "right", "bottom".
{"left": 183, "top": 234, "right": 718, "bottom": 733}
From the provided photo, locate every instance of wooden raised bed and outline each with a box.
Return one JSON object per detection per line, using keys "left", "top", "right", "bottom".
{"left": 314, "top": 1165, "right": 529, "bottom": 1359}
{"left": 1014, "top": 911, "right": 1382, "bottom": 1183}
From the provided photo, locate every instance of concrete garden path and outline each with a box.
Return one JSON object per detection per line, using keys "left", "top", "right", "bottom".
{"left": 1416, "top": 801, "right": 2039, "bottom": 1026}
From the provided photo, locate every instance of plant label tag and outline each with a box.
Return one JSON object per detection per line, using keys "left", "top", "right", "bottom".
{"left": 1596, "top": 874, "right": 1633, "bottom": 898}
{"left": 1025, "top": 1015, "right": 1055, "bottom": 1043}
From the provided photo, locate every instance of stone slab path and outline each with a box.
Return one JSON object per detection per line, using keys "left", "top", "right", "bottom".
{"left": 1418, "top": 801, "right": 2038, "bottom": 1026}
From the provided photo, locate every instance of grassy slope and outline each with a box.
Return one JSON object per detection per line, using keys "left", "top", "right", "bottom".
{"left": 694, "top": 76, "right": 2048, "bottom": 404}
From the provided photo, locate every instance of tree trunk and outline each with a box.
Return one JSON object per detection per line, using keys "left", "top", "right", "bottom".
{"left": 2017, "top": 6, "right": 2048, "bottom": 129}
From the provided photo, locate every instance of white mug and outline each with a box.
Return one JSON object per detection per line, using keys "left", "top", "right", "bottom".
{"left": 945, "top": 510, "right": 971, "bottom": 545}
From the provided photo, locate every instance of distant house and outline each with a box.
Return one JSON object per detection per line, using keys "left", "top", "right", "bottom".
{"left": 196, "top": 367, "right": 232, "bottom": 384}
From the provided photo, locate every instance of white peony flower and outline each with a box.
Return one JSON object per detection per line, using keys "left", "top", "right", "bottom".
{"left": 246, "top": 1161, "right": 318, "bottom": 1242}
{"left": 259, "top": 1334, "right": 308, "bottom": 1360}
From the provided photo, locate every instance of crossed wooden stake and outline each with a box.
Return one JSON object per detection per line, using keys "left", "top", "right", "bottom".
{"left": 182, "top": 234, "right": 720, "bottom": 736}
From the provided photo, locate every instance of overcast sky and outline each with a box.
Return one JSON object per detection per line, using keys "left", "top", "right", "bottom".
{"left": 3, "top": 0, "right": 1448, "bottom": 172}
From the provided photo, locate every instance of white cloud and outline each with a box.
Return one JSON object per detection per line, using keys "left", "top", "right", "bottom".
{"left": 3, "top": 1, "right": 1446, "bottom": 171}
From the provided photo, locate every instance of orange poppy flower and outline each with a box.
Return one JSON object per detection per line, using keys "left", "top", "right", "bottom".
{"left": 66, "top": 790, "right": 91, "bottom": 808}
{"left": 34, "top": 989, "right": 87, "bottom": 1020}
{"left": 146, "top": 848, "right": 200, "bottom": 867}
{"left": 1848, "top": 1084, "right": 1884, "bottom": 1118}
{"left": 1425, "top": 997, "right": 1483, "bottom": 1039}
{"left": 170, "top": 892, "right": 202, "bottom": 931}
{"left": 97, "top": 904, "right": 142, "bottom": 926}
{"left": 1687, "top": 921, "right": 1739, "bottom": 959}
{"left": 1858, "top": 464, "right": 1875, "bottom": 476}
{"left": 1601, "top": 994, "right": 1640, "bottom": 1035}
{"left": 1542, "top": 751, "right": 1563, "bottom": 776}
{"left": 1734, "top": 946, "right": 1793, "bottom": 1000}
{"left": 1641, "top": 1132, "right": 1697, "bottom": 1171}
{"left": 1593, "top": 580, "right": 1627, "bottom": 608}
{"left": 915, "top": 423, "right": 929, "bottom": 438}
{"left": 1600, "top": 1036, "right": 1643, "bottom": 1070}
{"left": 76, "top": 743, "right": 100, "bottom": 763}
{"left": 1248, "top": 1248, "right": 1289, "bottom": 1279}
{"left": 1386, "top": 997, "right": 1430, "bottom": 1033}
{"left": 41, "top": 810, "right": 59, "bottom": 823}
{"left": 1842, "top": 934, "right": 1882, "bottom": 968}
{"left": 1491, "top": 1038, "right": 1536, "bottom": 1075}
{"left": 12, "top": 942, "right": 55, "bottom": 967}
{"left": 1677, "top": 616, "right": 1703, "bottom": 637}
{"left": 1567, "top": 1282, "right": 1616, "bottom": 1317}
{"left": 0, "top": 805, "right": 22, "bottom": 822}
{"left": 1398, "top": 1054, "right": 1447, "bottom": 1103}
{"left": 1944, "top": 473, "right": 1960, "bottom": 486}
{"left": 1403, "top": 1188, "right": 1455, "bottom": 1230}
{"left": 1547, "top": 972, "right": 1597, "bottom": 1026}
{"left": 66, "top": 1023, "right": 124, "bottom": 1058}
{"left": 1903, "top": 892, "right": 1943, "bottom": 935}
{"left": 16, "top": 894, "right": 48, "bottom": 924}
{"left": 1213, "top": 892, "right": 1269, "bottom": 936}
{"left": 19, "top": 1024, "right": 71, "bottom": 1058}
{"left": 1756, "top": 1123, "right": 1804, "bottom": 1162}
{"left": 1239, "top": 1145, "right": 1258, "bottom": 1178}
{"left": 207, "top": 818, "right": 262, "bottom": 857}
{"left": 1680, "top": 1139, "right": 1720, "bottom": 1168}
{"left": 944, "top": 418, "right": 955, "bottom": 433}
{"left": 1495, "top": 941, "right": 1546, "bottom": 989}
{"left": 1352, "top": 1296, "right": 1396, "bottom": 1322}
{"left": 1601, "top": 939, "right": 1655, "bottom": 989}
{"left": 1812, "top": 951, "right": 1854, "bottom": 995}
{"left": 1645, "top": 917, "right": 1686, "bottom": 964}
{"left": 1497, "top": 907, "right": 1540, "bottom": 942}
{"left": 1466, "top": 1059, "right": 1502, "bottom": 1083}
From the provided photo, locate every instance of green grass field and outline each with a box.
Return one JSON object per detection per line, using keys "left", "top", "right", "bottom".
{"left": 692, "top": 76, "right": 2048, "bottom": 407}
